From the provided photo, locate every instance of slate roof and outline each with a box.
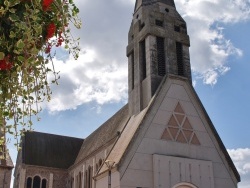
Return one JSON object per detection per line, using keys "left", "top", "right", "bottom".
{"left": 22, "top": 131, "right": 83, "bottom": 169}
{"left": 74, "top": 104, "right": 130, "bottom": 165}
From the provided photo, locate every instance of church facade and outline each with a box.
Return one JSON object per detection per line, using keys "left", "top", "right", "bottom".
{"left": 14, "top": 0, "right": 240, "bottom": 188}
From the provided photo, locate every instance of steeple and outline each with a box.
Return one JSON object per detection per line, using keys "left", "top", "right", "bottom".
{"left": 134, "top": 0, "right": 176, "bottom": 12}
{"left": 127, "top": 0, "right": 191, "bottom": 115}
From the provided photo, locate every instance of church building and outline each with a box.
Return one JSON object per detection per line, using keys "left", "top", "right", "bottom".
{"left": 0, "top": 131, "right": 14, "bottom": 188}
{"left": 14, "top": 0, "right": 241, "bottom": 187}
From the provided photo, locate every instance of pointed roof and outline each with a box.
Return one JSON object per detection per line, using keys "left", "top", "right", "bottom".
{"left": 134, "top": 0, "right": 176, "bottom": 12}
{"left": 97, "top": 75, "right": 240, "bottom": 182}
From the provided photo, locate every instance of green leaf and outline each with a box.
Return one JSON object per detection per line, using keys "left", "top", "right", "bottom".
{"left": 9, "top": 31, "right": 16, "bottom": 38}
{"left": 16, "top": 39, "right": 25, "bottom": 49}
{"left": 4, "top": 0, "right": 10, "bottom": 7}
{"left": 9, "top": 8, "right": 16, "bottom": 13}
{"left": 3, "top": 111, "right": 9, "bottom": 116}
{"left": 9, "top": 14, "right": 19, "bottom": 22}
{"left": 17, "top": 56, "right": 25, "bottom": 62}
{"left": 0, "top": 52, "right": 5, "bottom": 60}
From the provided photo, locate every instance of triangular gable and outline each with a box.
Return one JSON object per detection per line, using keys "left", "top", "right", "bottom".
{"left": 102, "top": 75, "right": 239, "bottom": 183}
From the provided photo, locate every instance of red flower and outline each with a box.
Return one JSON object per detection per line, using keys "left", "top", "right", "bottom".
{"left": 43, "top": 0, "right": 53, "bottom": 11}
{"left": 0, "top": 57, "right": 13, "bottom": 71}
{"left": 45, "top": 43, "right": 52, "bottom": 54}
{"left": 46, "top": 23, "right": 56, "bottom": 40}
{"left": 56, "top": 31, "right": 64, "bottom": 47}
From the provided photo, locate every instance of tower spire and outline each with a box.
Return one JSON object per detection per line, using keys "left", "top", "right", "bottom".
{"left": 128, "top": 0, "right": 191, "bottom": 115}
{"left": 134, "top": 0, "right": 176, "bottom": 12}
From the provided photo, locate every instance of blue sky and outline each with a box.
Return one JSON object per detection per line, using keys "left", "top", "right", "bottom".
{"left": 8, "top": 0, "right": 250, "bottom": 187}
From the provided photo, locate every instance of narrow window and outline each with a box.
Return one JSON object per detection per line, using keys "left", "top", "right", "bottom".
{"left": 71, "top": 177, "right": 74, "bottom": 188}
{"left": 79, "top": 172, "right": 82, "bottom": 188}
{"left": 176, "top": 42, "right": 184, "bottom": 76}
{"left": 99, "top": 159, "right": 103, "bottom": 166}
{"left": 139, "top": 40, "right": 146, "bottom": 80}
{"left": 131, "top": 52, "right": 135, "bottom": 89}
{"left": 155, "top": 20, "right": 163, "bottom": 27}
{"left": 87, "top": 166, "right": 93, "bottom": 188}
{"left": 157, "top": 37, "right": 166, "bottom": 76}
{"left": 26, "top": 177, "right": 32, "bottom": 188}
{"left": 42, "top": 179, "right": 47, "bottom": 188}
{"left": 140, "top": 22, "right": 145, "bottom": 31}
{"left": 33, "top": 176, "right": 41, "bottom": 188}
{"left": 174, "top": 25, "right": 180, "bottom": 32}
{"left": 84, "top": 171, "right": 87, "bottom": 188}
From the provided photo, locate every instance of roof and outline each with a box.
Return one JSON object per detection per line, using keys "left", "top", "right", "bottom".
{"left": 74, "top": 104, "right": 130, "bottom": 165}
{"left": 134, "top": 0, "right": 176, "bottom": 12}
{"left": 22, "top": 131, "right": 83, "bottom": 169}
{"left": 0, "top": 152, "right": 14, "bottom": 169}
{"left": 98, "top": 76, "right": 240, "bottom": 182}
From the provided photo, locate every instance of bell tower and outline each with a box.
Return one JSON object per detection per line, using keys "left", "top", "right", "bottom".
{"left": 127, "top": 0, "right": 192, "bottom": 115}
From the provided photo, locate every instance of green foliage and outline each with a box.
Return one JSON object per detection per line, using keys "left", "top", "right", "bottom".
{"left": 0, "top": 0, "right": 81, "bottom": 150}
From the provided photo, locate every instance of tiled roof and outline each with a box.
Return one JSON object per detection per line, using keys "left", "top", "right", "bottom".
{"left": 74, "top": 104, "right": 130, "bottom": 165}
{"left": 22, "top": 131, "right": 83, "bottom": 169}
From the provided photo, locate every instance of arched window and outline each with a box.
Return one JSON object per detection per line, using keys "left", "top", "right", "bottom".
{"left": 42, "top": 179, "right": 47, "bottom": 188}
{"left": 84, "top": 166, "right": 93, "bottom": 188}
{"left": 33, "top": 176, "right": 41, "bottom": 188}
{"left": 26, "top": 177, "right": 32, "bottom": 188}
{"left": 173, "top": 182, "right": 198, "bottom": 188}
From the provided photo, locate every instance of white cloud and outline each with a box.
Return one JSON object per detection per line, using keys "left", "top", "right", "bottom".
{"left": 228, "top": 148, "right": 250, "bottom": 188}
{"left": 175, "top": 0, "right": 248, "bottom": 85}
{"left": 44, "top": 0, "right": 250, "bottom": 111}
{"left": 45, "top": 49, "right": 128, "bottom": 112}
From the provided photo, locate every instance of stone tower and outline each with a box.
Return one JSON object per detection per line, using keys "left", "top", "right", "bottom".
{"left": 127, "top": 0, "right": 192, "bottom": 115}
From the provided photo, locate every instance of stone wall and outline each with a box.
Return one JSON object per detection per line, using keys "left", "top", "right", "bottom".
{"left": 0, "top": 167, "right": 12, "bottom": 188}
{"left": 15, "top": 165, "right": 68, "bottom": 188}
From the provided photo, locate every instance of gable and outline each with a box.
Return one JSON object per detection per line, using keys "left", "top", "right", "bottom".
{"left": 114, "top": 76, "right": 239, "bottom": 187}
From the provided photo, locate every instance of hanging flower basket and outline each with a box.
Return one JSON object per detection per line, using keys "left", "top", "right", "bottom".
{"left": 0, "top": 0, "right": 81, "bottom": 149}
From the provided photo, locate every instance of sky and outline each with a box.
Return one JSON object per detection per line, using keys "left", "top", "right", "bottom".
{"left": 7, "top": 0, "right": 250, "bottom": 187}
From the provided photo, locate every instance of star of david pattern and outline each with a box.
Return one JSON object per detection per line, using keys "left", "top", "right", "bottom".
{"left": 161, "top": 102, "right": 200, "bottom": 145}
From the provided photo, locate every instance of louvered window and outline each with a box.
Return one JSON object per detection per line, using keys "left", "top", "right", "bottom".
{"left": 176, "top": 42, "right": 184, "bottom": 76}
{"left": 139, "top": 40, "right": 146, "bottom": 80}
{"left": 155, "top": 20, "right": 163, "bottom": 27}
{"left": 131, "top": 52, "right": 135, "bottom": 89}
{"left": 157, "top": 37, "right": 166, "bottom": 76}
{"left": 174, "top": 25, "right": 180, "bottom": 32}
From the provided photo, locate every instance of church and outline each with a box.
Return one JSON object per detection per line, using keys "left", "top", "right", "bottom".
{"left": 14, "top": 0, "right": 241, "bottom": 187}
